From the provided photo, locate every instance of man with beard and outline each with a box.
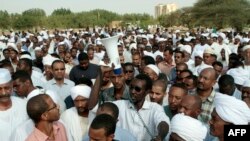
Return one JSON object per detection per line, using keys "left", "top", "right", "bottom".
{"left": 45, "top": 60, "right": 75, "bottom": 101}
{"left": 61, "top": 85, "right": 91, "bottom": 141}
{"left": 26, "top": 94, "right": 68, "bottom": 141}
{"left": 0, "top": 68, "right": 28, "bottom": 141}
{"left": 69, "top": 52, "right": 99, "bottom": 84}
{"left": 196, "top": 68, "right": 217, "bottom": 124}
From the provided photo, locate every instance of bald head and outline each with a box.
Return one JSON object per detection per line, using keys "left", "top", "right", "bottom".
{"left": 201, "top": 68, "right": 217, "bottom": 80}
{"left": 197, "top": 68, "right": 217, "bottom": 91}
{"left": 178, "top": 95, "right": 202, "bottom": 119}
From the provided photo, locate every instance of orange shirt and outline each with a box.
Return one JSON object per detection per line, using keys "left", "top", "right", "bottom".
{"left": 25, "top": 121, "right": 68, "bottom": 141}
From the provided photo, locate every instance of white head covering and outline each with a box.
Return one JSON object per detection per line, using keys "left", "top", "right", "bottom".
{"left": 203, "top": 47, "right": 215, "bottom": 55}
{"left": 146, "top": 64, "right": 160, "bottom": 76}
{"left": 20, "top": 54, "right": 32, "bottom": 60}
{"left": 242, "top": 45, "right": 250, "bottom": 52}
{"left": 180, "top": 45, "right": 192, "bottom": 54}
{"left": 214, "top": 93, "right": 250, "bottom": 125}
{"left": 171, "top": 113, "right": 207, "bottom": 141}
{"left": 226, "top": 67, "right": 249, "bottom": 85}
{"left": 243, "top": 80, "right": 250, "bottom": 87}
{"left": 7, "top": 43, "right": 18, "bottom": 52}
{"left": 70, "top": 85, "right": 91, "bottom": 100}
{"left": 0, "top": 68, "right": 11, "bottom": 84}
{"left": 42, "top": 55, "right": 60, "bottom": 66}
{"left": 194, "top": 50, "right": 203, "bottom": 59}
{"left": 129, "top": 43, "right": 137, "bottom": 51}
{"left": 218, "top": 32, "right": 226, "bottom": 40}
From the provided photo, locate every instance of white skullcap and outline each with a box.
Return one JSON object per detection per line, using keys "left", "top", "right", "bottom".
{"left": 7, "top": 42, "right": 18, "bottom": 52}
{"left": 180, "top": 45, "right": 192, "bottom": 54}
{"left": 70, "top": 85, "right": 91, "bottom": 100}
{"left": 171, "top": 113, "right": 207, "bottom": 141}
{"left": 175, "top": 30, "right": 180, "bottom": 33}
{"left": 243, "top": 80, "right": 250, "bottom": 87}
{"left": 49, "top": 34, "right": 55, "bottom": 38}
{"left": 242, "top": 38, "right": 250, "bottom": 43}
{"left": 218, "top": 32, "right": 226, "bottom": 40}
{"left": 235, "top": 35, "right": 242, "bottom": 41}
{"left": 203, "top": 47, "right": 215, "bottom": 55}
{"left": 37, "top": 36, "right": 43, "bottom": 42}
{"left": 157, "top": 38, "right": 166, "bottom": 43}
{"left": 184, "top": 37, "right": 192, "bottom": 42}
{"left": 42, "top": 55, "right": 60, "bottom": 66}
{"left": 197, "top": 64, "right": 213, "bottom": 75}
{"left": 0, "top": 68, "right": 11, "bottom": 84}
{"left": 146, "top": 64, "right": 160, "bottom": 76}
{"left": 226, "top": 67, "right": 249, "bottom": 85}
{"left": 242, "top": 45, "right": 250, "bottom": 51}
{"left": 214, "top": 93, "right": 250, "bottom": 125}
{"left": 211, "top": 33, "right": 218, "bottom": 38}
{"left": 147, "top": 34, "right": 154, "bottom": 39}
{"left": 20, "top": 38, "right": 26, "bottom": 42}
{"left": 129, "top": 43, "right": 137, "bottom": 51}
{"left": 20, "top": 54, "right": 32, "bottom": 60}
{"left": 99, "top": 61, "right": 111, "bottom": 67}
{"left": 34, "top": 46, "right": 42, "bottom": 51}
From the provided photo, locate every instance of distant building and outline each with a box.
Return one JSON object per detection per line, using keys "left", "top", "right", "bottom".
{"left": 155, "top": 3, "right": 177, "bottom": 18}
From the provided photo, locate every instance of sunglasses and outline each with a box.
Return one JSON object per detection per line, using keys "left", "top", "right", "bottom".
{"left": 130, "top": 85, "right": 142, "bottom": 92}
{"left": 124, "top": 70, "right": 134, "bottom": 73}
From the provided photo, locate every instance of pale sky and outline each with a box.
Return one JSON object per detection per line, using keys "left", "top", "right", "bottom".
{"left": 1, "top": 0, "right": 197, "bottom": 16}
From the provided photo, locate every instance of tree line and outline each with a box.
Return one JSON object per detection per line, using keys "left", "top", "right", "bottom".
{"left": 0, "top": 0, "right": 250, "bottom": 31}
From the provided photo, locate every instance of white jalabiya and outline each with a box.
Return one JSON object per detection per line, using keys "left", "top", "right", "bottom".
{"left": 171, "top": 113, "right": 207, "bottom": 141}
{"left": 0, "top": 97, "right": 29, "bottom": 141}
{"left": 214, "top": 93, "right": 250, "bottom": 125}
{"left": 61, "top": 107, "right": 89, "bottom": 141}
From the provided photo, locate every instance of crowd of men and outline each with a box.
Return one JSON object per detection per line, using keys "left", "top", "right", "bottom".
{"left": 0, "top": 27, "right": 250, "bottom": 141}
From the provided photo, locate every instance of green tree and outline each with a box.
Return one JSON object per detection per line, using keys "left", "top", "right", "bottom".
{"left": 51, "top": 8, "right": 72, "bottom": 16}
{"left": 0, "top": 10, "right": 10, "bottom": 29}
{"left": 192, "top": 0, "right": 250, "bottom": 31}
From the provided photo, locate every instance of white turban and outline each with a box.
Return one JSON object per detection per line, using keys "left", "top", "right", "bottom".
{"left": 214, "top": 93, "right": 250, "bottom": 125}
{"left": 42, "top": 55, "right": 60, "bottom": 66}
{"left": 146, "top": 64, "right": 160, "bottom": 76}
{"left": 180, "top": 45, "right": 192, "bottom": 54}
{"left": 218, "top": 32, "right": 226, "bottom": 40}
{"left": 20, "top": 54, "right": 32, "bottom": 60}
{"left": 203, "top": 47, "right": 215, "bottom": 55}
{"left": 194, "top": 50, "right": 203, "bottom": 59}
{"left": 243, "top": 80, "right": 250, "bottom": 87}
{"left": 242, "top": 45, "right": 250, "bottom": 52}
{"left": 129, "top": 43, "right": 137, "bottom": 51}
{"left": 226, "top": 67, "right": 249, "bottom": 85}
{"left": 70, "top": 85, "right": 91, "bottom": 100}
{"left": 171, "top": 113, "right": 207, "bottom": 141}
{"left": 0, "top": 68, "right": 11, "bottom": 84}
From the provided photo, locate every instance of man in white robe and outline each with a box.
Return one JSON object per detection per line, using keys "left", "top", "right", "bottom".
{"left": 61, "top": 85, "right": 92, "bottom": 141}
{"left": 0, "top": 68, "right": 29, "bottom": 141}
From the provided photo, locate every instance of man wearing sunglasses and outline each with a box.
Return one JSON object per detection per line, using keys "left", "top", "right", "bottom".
{"left": 113, "top": 74, "right": 170, "bottom": 141}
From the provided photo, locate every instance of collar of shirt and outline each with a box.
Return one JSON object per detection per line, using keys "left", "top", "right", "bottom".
{"left": 128, "top": 100, "right": 151, "bottom": 110}
{"left": 33, "top": 122, "right": 60, "bottom": 141}
{"left": 51, "top": 78, "right": 67, "bottom": 85}
{"left": 207, "top": 90, "right": 216, "bottom": 102}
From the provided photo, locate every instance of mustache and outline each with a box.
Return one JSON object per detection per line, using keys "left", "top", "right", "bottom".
{"left": 0, "top": 94, "right": 11, "bottom": 98}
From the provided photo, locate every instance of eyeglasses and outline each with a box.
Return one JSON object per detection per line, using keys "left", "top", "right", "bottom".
{"left": 130, "top": 85, "right": 142, "bottom": 92}
{"left": 124, "top": 70, "right": 134, "bottom": 73}
{"left": 46, "top": 104, "right": 57, "bottom": 112}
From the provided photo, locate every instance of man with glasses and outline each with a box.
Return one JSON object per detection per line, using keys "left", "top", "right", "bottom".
{"left": 113, "top": 74, "right": 170, "bottom": 141}
{"left": 45, "top": 60, "right": 75, "bottom": 101}
{"left": 26, "top": 94, "right": 68, "bottom": 141}
{"left": 123, "top": 62, "right": 135, "bottom": 86}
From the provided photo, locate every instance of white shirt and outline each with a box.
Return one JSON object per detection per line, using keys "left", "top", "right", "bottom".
{"left": 0, "top": 97, "right": 29, "bottom": 141}
{"left": 113, "top": 100, "right": 170, "bottom": 141}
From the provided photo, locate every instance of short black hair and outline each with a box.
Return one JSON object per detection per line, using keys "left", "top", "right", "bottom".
{"left": 180, "top": 69, "right": 193, "bottom": 76}
{"left": 164, "top": 47, "right": 174, "bottom": 55}
{"left": 171, "top": 83, "right": 188, "bottom": 94}
{"left": 212, "top": 61, "right": 223, "bottom": 68}
{"left": 135, "top": 73, "right": 152, "bottom": 91}
{"left": 90, "top": 114, "right": 116, "bottom": 136}
{"left": 12, "top": 70, "right": 32, "bottom": 84}
{"left": 51, "top": 60, "right": 65, "bottom": 69}
{"left": 218, "top": 74, "right": 235, "bottom": 87}
{"left": 142, "top": 56, "right": 155, "bottom": 65}
{"left": 27, "top": 94, "right": 50, "bottom": 123}
{"left": 98, "top": 102, "right": 119, "bottom": 120}
{"left": 78, "top": 52, "right": 89, "bottom": 62}
{"left": 19, "top": 58, "right": 33, "bottom": 70}
{"left": 175, "top": 50, "right": 185, "bottom": 58}
{"left": 76, "top": 77, "right": 93, "bottom": 86}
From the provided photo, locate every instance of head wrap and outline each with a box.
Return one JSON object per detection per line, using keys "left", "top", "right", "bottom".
{"left": 180, "top": 45, "right": 192, "bottom": 54}
{"left": 42, "top": 55, "right": 60, "bottom": 66}
{"left": 242, "top": 45, "right": 250, "bottom": 52}
{"left": 171, "top": 113, "right": 207, "bottom": 141}
{"left": 70, "top": 85, "right": 91, "bottom": 100}
{"left": 146, "top": 64, "right": 160, "bottom": 76}
{"left": 214, "top": 93, "right": 250, "bottom": 125}
{"left": 243, "top": 80, "right": 250, "bottom": 87}
{"left": 0, "top": 68, "right": 11, "bottom": 84}
{"left": 226, "top": 67, "right": 249, "bottom": 85}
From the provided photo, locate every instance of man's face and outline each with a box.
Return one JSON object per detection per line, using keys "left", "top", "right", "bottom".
{"left": 129, "top": 79, "right": 147, "bottom": 104}
{"left": 197, "top": 69, "right": 216, "bottom": 91}
{"left": 87, "top": 50, "right": 94, "bottom": 60}
{"left": 102, "top": 71, "right": 110, "bottom": 86}
{"left": 0, "top": 81, "right": 12, "bottom": 103}
{"left": 89, "top": 128, "right": 113, "bottom": 141}
{"left": 176, "top": 65, "right": 187, "bottom": 78}
{"left": 74, "top": 96, "right": 88, "bottom": 115}
{"left": 17, "top": 61, "right": 28, "bottom": 72}
{"left": 242, "top": 87, "right": 250, "bottom": 100}
{"left": 168, "top": 87, "right": 186, "bottom": 111}
{"left": 203, "top": 53, "right": 212, "bottom": 65}
{"left": 71, "top": 49, "right": 78, "bottom": 58}
{"left": 213, "top": 65, "right": 223, "bottom": 76}
{"left": 183, "top": 78, "right": 195, "bottom": 90}
{"left": 124, "top": 66, "right": 134, "bottom": 81}
{"left": 13, "top": 79, "right": 28, "bottom": 97}
{"left": 3, "top": 50, "right": 10, "bottom": 59}
{"left": 179, "top": 72, "right": 191, "bottom": 83}
{"left": 194, "top": 56, "right": 203, "bottom": 66}
{"left": 132, "top": 54, "right": 141, "bottom": 66}
{"left": 149, "top": 85, "right": 165, "bottom": 105}
{"left": 178, "top": 96, "right": 200, "bottom": 118}
{"left": 209, "top": 109, "right": 230, "bottom": 138}
{"left": 143, "top": 67, "right": 157, "bottom": 81}
{"left": 79, "top": 60, "right": 89, "bottom": 70}
{"left": 9, "top": 50, "right": 17, "bottom": 60}
{"left": 163, "top": 51, "right": 172, "bottom": 61}
{"left": 52, "top": 62, "right": 65, "bottom": 80}
{"left": 118, "top": 46, "right": 124, "bottom": 56}
{"left": 110, "top": 71, "right": 125, "bottom": 89}
{"left": 243, "top": 48, "right": 250, "bottom": 62}
{"left": 44, "top": 96, "right": 60, "bottom": 122}
{"left": 174, "top": 53, "right": 184, "bottom": 64}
